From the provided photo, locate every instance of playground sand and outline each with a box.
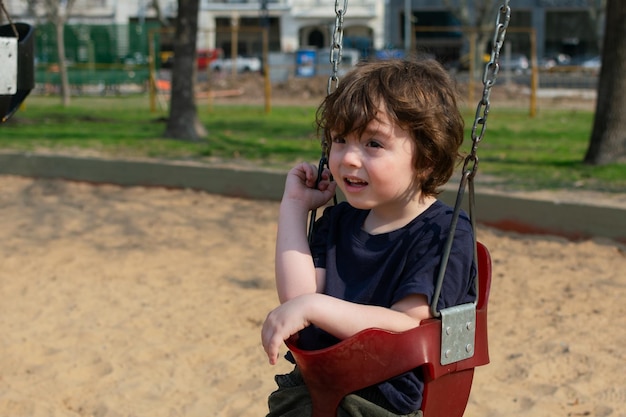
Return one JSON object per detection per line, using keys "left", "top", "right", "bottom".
{"left": 0, "top": 175, "right": 624, "bottom": 417}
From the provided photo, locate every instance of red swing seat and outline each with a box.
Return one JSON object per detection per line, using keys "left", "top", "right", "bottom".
{"left": 286, "top": 241, "right": 492, "bottom": 417}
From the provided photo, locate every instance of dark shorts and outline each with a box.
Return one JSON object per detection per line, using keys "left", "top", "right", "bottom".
{"left": 266, "top": 367, "right": 423, "bottom": 417}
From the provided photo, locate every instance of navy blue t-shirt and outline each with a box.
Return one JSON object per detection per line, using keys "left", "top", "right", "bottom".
{"left": 299, "top": 200, "right": 476, "bottom": 414}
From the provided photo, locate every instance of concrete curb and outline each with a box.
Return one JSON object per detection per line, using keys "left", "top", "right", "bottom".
{"left": 1, "top": 152, "right": 624, "bottom": 243}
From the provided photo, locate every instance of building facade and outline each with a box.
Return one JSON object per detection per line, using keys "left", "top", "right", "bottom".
{"left": 4, "top": 0, "right": 604, "bottom": 63}
{"left": 387, "top": 0, "right": 605, "bottom": 62}
{"left": 198, "top": 0, "right": 384, "bottom": 56}
{"left": 3, "top": 0, "right": 384, "bottom": 57}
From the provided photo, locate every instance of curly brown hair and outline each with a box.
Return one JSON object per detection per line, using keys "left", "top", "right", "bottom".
{"left": 316, "top": 57, "right": 464, "bottom": 196}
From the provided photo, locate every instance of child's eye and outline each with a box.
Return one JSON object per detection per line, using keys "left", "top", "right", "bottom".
{"left": 367, "top": 140, "right": 383, "bottom": 148}
{"left": 332, "top": 136, "right": 346, "bottom": 144}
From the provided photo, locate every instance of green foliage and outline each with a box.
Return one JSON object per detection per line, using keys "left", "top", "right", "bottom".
{"left": 2, "top": 96, "right": 624, "bottom": 193}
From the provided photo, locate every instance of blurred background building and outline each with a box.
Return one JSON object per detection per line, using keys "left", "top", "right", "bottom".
{"left": 2, "top": 0, "right": 604, "bottom": 91}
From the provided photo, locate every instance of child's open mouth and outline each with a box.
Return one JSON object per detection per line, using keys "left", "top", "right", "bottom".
{"left": 344, "top": 177, "right": 368, "bottom": 188}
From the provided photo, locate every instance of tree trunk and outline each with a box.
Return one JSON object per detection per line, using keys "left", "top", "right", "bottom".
{"left": 584, "top": 0, "right": 626, "bottom": 165}
{"left": 164, "top": 0, "right": 207, "bottom": 141}
{"left": 55, "top": 17, "right": 71, "bottom": 106}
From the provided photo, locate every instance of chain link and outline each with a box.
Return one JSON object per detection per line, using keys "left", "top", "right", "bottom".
{"left": 323, "top": 1, "right": 348, "bottom": 165}
{"left": 465, "top": 0, "right": 511, "bottom": 179}
{"left": 328, "top": 0, "right": 348, "bottom": 96}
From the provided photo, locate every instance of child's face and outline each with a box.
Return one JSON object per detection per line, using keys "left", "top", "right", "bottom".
{"left": 329, "top": 110, "right": 420, "bottom": 216}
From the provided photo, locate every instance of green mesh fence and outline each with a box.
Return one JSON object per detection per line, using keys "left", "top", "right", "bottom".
{"left": 34, "top": 23, "right": 161, "bottom": 94}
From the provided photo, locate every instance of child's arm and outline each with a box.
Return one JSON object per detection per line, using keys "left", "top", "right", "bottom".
{"left": 275, "top": 163, "right": 336, "bottom": 303}
{"left": 262, "top": 293, "right": 431, "bottom": 365}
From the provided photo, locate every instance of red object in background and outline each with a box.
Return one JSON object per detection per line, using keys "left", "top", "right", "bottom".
{"left": 160, "top": 48, "right": 222, "bottom": 70}
{"left": 196, "top": 48, "right": 222, "bottom": 70}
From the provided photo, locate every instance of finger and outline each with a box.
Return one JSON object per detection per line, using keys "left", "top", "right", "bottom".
{"left": 269, "top": 350, "right": 279, "bottom": 365}
{"left": 261, "top": 314, "right": 283, "bottom": 365}
{"left": 325, "top": 181, "right": 337, "bottom": 196}
{"left": 265, "top": 334, "right": 282, "bottom": 365}
{"left": 291, "top": 163, "right": 308, "bottom": 181}
{"left": 317, "top": 175, "right": 336, "bottom": 191}
{"left": 320, "top": 168, "right": 332, "bottom": 181}
{"left": 304, "top": 164, "right": 319, "bottom": 188}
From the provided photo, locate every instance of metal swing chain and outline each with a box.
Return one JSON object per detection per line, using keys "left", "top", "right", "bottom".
{"left": 0, "top": 0, "right": 20, "bottom": 38}
{"left": 430, "top": 0, "right": 511, "bottom": 318}
{"left": 468, "top": 0, "right": 512, "bottom": 178}
{"left": 308, "top": 0, "right": 347, "bottom": 243}
{"left": 328, "top": 0, "right": 348, "bottom": 96}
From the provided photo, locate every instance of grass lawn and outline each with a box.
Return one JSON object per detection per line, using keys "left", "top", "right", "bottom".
{"left": 2, "top": 94, "right": 625, "bottom": 193}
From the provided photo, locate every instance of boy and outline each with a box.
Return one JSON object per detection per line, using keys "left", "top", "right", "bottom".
{"left": 262, "top": 57, "right": 476, "bottom": 416}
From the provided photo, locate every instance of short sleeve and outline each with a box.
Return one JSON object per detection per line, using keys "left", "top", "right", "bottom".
{"left": 309, "top": 205, "right": 334, "bottom": 269}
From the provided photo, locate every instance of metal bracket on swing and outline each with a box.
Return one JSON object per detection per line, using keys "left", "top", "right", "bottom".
{"left": 440, "top": 302, "right": 476, "bottom": 365}
{"left": 0, "top": 35, "right": 17, "bottom": 94}
{"left": 0, "top": 21, "right": 35, "bottom": 123}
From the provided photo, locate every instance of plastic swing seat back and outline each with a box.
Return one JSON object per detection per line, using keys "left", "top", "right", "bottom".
{"left": 0, "top": 22, "right": 35, "bottom": 123}
{"left": 286, "top": 241, "right": 492, "bottom": 417}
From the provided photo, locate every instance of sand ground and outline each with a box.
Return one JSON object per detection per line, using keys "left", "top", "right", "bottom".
{"left": 0, "top": 175, "right": 624, "bottom": 417}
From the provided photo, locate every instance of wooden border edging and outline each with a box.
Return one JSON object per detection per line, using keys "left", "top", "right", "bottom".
{"left": 0, "top": 152, "right": 287, "bottom": 201}
{"left": 0, "top": 153, "right": 624, "bottom": 243}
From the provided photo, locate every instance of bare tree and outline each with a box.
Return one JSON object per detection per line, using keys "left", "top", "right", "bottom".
{"left": 443, "top": 0, "right": 498, "bottom": 64}
{"left": 25, "top": 0, "right": 77, "bottom": 106}
{"left": 584, "top": 0, "right": 626, "bottom": 164}
{"left": 164, "top": 0, "right": 207, "bottom": 141}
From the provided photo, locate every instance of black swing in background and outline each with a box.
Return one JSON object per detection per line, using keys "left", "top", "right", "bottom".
{"left": 286, "top": 1, "right": 511, "bottom": 416}
{"left": 0, "top": 0, "right": 35, "bottom": 124}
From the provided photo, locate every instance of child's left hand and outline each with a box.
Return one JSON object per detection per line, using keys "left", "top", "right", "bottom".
{"left": 261, "top": 295, "right": 313, "bottom": 365}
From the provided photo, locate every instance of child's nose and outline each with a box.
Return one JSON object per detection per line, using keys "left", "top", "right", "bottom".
{"left": 341, "top": 145, "right": 361, "bottom": 167}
